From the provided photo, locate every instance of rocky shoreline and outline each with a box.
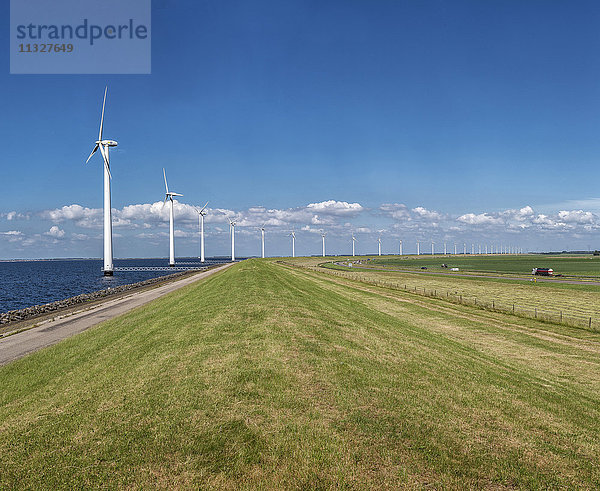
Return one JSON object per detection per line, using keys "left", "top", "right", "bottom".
{"left": 0, "top": 270, "right": 198, "bottom": 326}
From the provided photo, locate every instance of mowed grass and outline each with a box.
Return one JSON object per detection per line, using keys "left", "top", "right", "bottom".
{"left": 371, "top": 254, "right": 600, "bottom": 277}
{"left": 2, "top": 260, "right": 600, "bottom": 487}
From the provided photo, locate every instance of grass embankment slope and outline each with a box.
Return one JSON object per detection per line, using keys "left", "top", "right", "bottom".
{"left": 2, "top": 259, "right": 600, "bottom": 488}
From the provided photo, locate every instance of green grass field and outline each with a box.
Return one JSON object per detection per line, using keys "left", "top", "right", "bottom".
{"left": 369, "top": 253, "right": 600, "bottom": 277}
{"left": 2, "top": 260, "right": 600, "bottom": 488}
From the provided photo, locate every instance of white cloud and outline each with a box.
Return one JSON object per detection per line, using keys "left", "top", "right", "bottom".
{"left": 457, "top": 213, "right": 502, "bottom": 225}
{"left": 45, "top": 226, "right": 65, "bottom": 238}
{"left": 306, "top": 200, "right": 363, "bottom": 216}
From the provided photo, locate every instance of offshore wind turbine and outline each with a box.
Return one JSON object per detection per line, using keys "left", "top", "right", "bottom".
{"left": 321, "top": 230, "right": 327, "bottom": 257}
{"left": 288, "top": 230, "right": 296, "bottom": 257}
{"left": 86, "top": 87, "right": 117, "bottom": 276}
{"left": 195, "top": 201, "right": 208, "bottom": 262}
{"left": 163, "top": 168, "right": 183, "bottom": 267}
{"left": 259, "top": 223, "right": 266, "bottom": 258}
{"left": 228, "top": 218, "right": 236, "bottom": 261}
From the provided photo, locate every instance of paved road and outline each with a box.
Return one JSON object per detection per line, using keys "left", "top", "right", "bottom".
{"left": 336, "top": 263, "right": 600, "bottom": 286}
{"left": 0, "top": 263, "right": 233, "bottom": 366}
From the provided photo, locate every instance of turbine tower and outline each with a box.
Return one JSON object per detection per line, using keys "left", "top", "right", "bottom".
{"left": 163, "top": 168, "right": 183, "bottom": 267}
{"left": 454, "top": 243, "right": 457, "bottom": 255}
{"left": 321, "top": 230, "right": 327, "bottom": 257}
{"left": 444, "top": 242, "right": 447, "bottom": 255}
{"left": 399, "top": 239, "right": 403, "bottom": 255}
{"left": 195, "top": 201, "right": 208, "bottom": 262}
{"left": 417, "top": 241, "right": 420, "bottom": 256}
{"left": 378, "top": 236, "right": 382, "bottom": 256}
{"left": 463, "top": 243, "right": 466, "bottom": 255}
{"left": 86, "top": 87, "right": 117, "bottom": 276}
{"left": 431, "top": 240, "right": 434, "bottom": 256}
{"left": 259, "top": 223, "right": 266, "bottom": 259}
{"left": 288, "top": 230, "right": 296, "bottom": 257}
{"left": 352, "top": 233, "right": 357, "bottom": 256}
{"left": 228, "top": 218, "right": 236, "bottom": 261}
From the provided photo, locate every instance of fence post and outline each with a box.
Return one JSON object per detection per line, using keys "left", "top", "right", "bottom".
{"left": 590, "top": 317, "right": 592, "bottom": 329}
{"left": 492, "top": 300, "right": 495, "bottom": 309}
{"left": 474, "top": 298, "right": 477, "bottom": 306}
{"left": 560, "top": 311, "right": 563, "bottom": 322}
{"left": 512, "top": 304, "right": 515, "bottom": 313}
{"left": 535, "top": 308, "right": 537, "bottom": 318}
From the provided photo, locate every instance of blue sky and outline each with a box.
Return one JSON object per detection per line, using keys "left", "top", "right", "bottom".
{"left": 2, "top": 0, "right": 600, "bottom": 259}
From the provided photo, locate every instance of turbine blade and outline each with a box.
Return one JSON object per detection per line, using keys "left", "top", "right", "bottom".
{"left": 86, "top": 143, "right": 99, "bottom": 163}
{"left": 99, "top": 87, "right": 107, "bottom": 141}
{"left": 199, "top": 201, "right": 209, "bottom": 213}
{"left": 163, "top": 168, "right": 169, "bottom": 193}
{"left": 171, "top": 192, "right": 183, "bottom": 197}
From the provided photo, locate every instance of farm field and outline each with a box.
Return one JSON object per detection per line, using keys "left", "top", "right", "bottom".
{"left": 368, "top": 253, "right": 600, "bottom": 278}
{"left": 288, "top": 256, "right": 600, "bottom": 330}
{"left": 2, "top": 259, "right": 600, "bottom": 488}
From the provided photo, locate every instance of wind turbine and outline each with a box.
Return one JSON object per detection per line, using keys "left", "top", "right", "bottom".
{"left": 417, "top": 241, "right": 420, "bottom": 256}
{"left": 444, "top": 242, "right": 447, "bottom": 255}
{"left": 378, "top": 236, "right": 382, "bottom": 256}
{"left": 86, "top": 87, "right": 117, "bottom": 276}
{"left": 321, "top": 230, "right": 327, "bottom": 257}
{"left": 259, "top": 223, "right": 266, "bottom": 258}
{"left": 399, "top": 239, "right": 403, "bottom": 255}
{"left": 463, "top": 243, "right": 466, "bottom": 255}
{"left": 431, "top": 240, "right": 434, "bottom": 256}
{"left": 195, "top": 201, "right": 208, "bottom": 262}
{"left": 228, "top": 218, "right": 236, "bottom": 261}
{"left": 352, "top": 233, "right": 357, "bottom": 256}
{"left": 454, "top": 243, "right": 457, "bottom": 255}
{"left": 288, "top": 230, "right": 296, "bottom": 257}
{"left": 163, "top": 168, "right": 183, "bottom": 267}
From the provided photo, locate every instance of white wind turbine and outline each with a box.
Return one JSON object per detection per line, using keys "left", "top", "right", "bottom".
{"left": 195, "top": 201, "right": 208, "bottom": 262}
{"left": 288, "top": 230, "right": 296, "bottom": 257}
{"left": 399, "top": 239, "right": 403, "bottom": 255}
{"left": 228, "top": 218, "right": 236, "bottom": 261}
{"left": 378, "top": 236, "right": 382, "bottom": 256}
{"left": 259, "top": 223, "right": 266, "bottom": 259}
{"left": 463, "top": 243, "right": 467, "bottom": 255}
{"left": 86, "top": 87, "right": 117, "bottom": 276}
{"left": 321, "top": 230, "right": 327, "bottom": 257}
{"left": 416, "top": 240, "right": 420, "bottom": 255}
{"left": 431, "top": 240, "right": 434, "bottom": 256}
{"left": 454, "top": 243, "right": 457, "bottom": 255}
{"left": 163, "top": 168, "right": 183, "bottom": 267}
{"left": 352, "top": 233, "right": 357, "bottom": 256}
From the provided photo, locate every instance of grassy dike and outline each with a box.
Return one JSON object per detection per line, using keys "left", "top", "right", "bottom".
{"left": 1, "top": 259, "right": 600, "bottom": 488}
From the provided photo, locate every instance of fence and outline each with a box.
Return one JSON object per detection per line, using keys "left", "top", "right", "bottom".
{"left": 277, "top": 261, "right": 600, "bottom": 333}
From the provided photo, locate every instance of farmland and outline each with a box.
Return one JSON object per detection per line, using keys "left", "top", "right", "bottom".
{"left": 370, "top": 253, "right": 600, "bottom": 278}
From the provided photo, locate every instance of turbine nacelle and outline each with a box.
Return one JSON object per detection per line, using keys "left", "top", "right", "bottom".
{"left": 96, "top": 139, "right": 118, "bottom": 147}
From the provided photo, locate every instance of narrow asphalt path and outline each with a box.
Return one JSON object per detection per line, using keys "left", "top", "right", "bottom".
{"left": 0, "top": 262, "right": 233, "bottom": 366}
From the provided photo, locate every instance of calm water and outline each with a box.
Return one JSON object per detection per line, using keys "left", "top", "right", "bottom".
{"left": 0, "top": 257, "right": 236, "bottom": 313}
